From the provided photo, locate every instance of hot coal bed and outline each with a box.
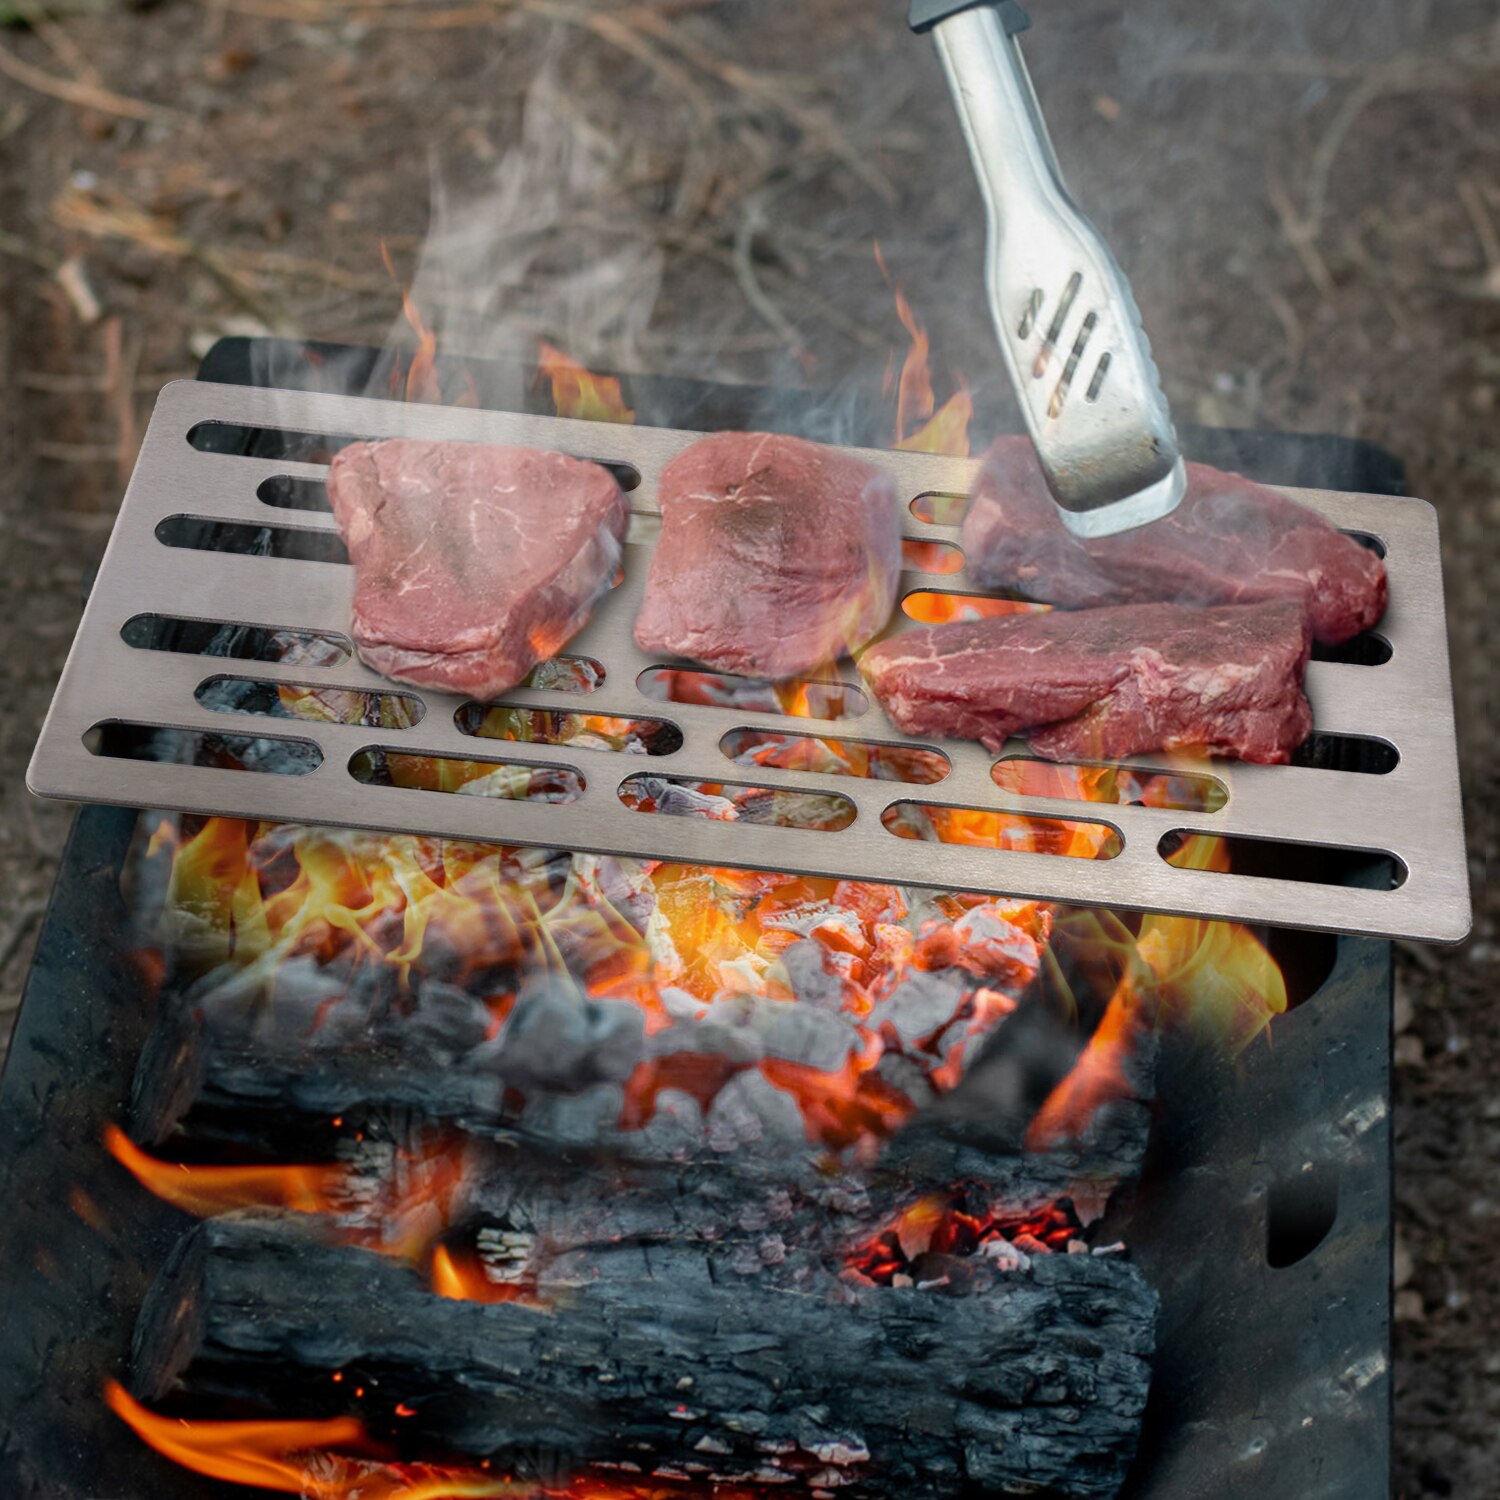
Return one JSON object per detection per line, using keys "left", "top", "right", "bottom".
{"left": 0, "top": 343, "right": 1396, "bottom": 1500}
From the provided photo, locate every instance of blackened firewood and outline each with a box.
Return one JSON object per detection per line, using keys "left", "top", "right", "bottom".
{"left": 134, "top": 1218, "right": 1156, "bottom": 1500}
{"left": 130, "top": 970, "right": 648, "bottom": 1151}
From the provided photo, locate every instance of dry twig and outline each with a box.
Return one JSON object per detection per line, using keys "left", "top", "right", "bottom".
{"left": 0, "top": 36, "right": 182, "bottom": 122}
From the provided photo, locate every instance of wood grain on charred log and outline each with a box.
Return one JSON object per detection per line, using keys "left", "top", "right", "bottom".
{"left": 134, "top": 1218, "right": 1156, "bottom": 1500}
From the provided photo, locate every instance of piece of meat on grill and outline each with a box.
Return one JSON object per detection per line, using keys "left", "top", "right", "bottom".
{"left": 959, "top": 437, "right": 1387, "bottom": 646}
{"left": 859, "top": 599, "right": 1313, "bottom": 764}
{"left": 634, "top": 432, "right": 902, "bottom": 678}
{"left": 327, "top": 440, "right": 628, "bottom": 701}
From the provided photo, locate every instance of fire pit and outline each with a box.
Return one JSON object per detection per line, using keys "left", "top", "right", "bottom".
{"left": 0, "top": 345, "right": 1403, "bottom": 1500}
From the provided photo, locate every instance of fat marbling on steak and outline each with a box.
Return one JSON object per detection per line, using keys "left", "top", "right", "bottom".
{"left": 859, "top": 599, "right": 1313, "bottom": 764}
{"left": 960, "top": 437, "right": 1386, "bottom": 646}
{"left": 634, "top": 432, "right": 902, "bottom": 678}
{"left": 327, "top": 440, "right": 628, "bottom": 701}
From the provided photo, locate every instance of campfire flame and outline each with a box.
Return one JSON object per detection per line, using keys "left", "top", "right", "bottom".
{"left": 876, "top": 244, "right": 972, "bottom": 457}
{"left": 105, "top": 1380, "right": 520, "bottom": 1500}
{"left": 104, "top": 1125, "right": 345, "bottom": 1217}
{"left": 380, "top": 242, "right": 478, "bottom": 408}
{"left": 538, "top": 341, "right": 636, "bottom": 424}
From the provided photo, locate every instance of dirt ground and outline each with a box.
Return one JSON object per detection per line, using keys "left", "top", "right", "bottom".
{"left": 0, "top": 0, "right": 1496, "bottom": 1492}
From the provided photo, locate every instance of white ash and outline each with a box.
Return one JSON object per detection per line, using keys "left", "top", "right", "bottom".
{"left": 778, "top": 939, "right": 848, "bottom": 1011}
{"left": 866, "top": 969, "right": 969, "bottom": 1047}
{"left": 705, "top": 1070, "right": 807, "bottom": 1154}
{"left": 698, "top": 991, "right": 861, "bottom": 1072}
{"left": 980, "top": 1238, "right": 1032, "bottom": 1273}
{"left": 472, "top": 976, "right": 644, "bottom": 1091}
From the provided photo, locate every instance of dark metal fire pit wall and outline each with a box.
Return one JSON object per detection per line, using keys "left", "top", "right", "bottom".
{"left": 0, "top": 345, "right": 1399, "bottom": 1499}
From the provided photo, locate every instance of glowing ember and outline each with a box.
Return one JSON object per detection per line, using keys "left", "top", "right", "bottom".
{"left": 538, "top": 341, "right": 636, "bottom": 424}
{"left": 847, "top": 1194, "right": 1084, "bottom": 1287}
{"left": 876, "top": 243, "right": 972, "bottom": 457}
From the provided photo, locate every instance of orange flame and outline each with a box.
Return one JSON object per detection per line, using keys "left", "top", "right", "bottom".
{"left": 380, "top": 241, "right": 478, "bottom": 407}
{"left": 876, "top": 242, "right": 972, "bottom": 457}
{"left": 104, "top": 1125, "right": 346, "bottom": 1218}
{"left": 1026, "top": 982, "right": 1144, "bottom": 1151}
{"left": 1137, "top": 836, "right": 1287, "bottom": 1049}
{"left": 105, "top": 1381, "right": 519, "bottom": 1499}
{"left": 537, "top": 342, "right": 636, "bottom": 424}
{"left": 430, "top": 1243, "right": 540, "bottom": 1305}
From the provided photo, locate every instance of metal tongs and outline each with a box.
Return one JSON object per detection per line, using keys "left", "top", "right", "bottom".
{"left": 912, "top": 0, "right": 1185, "bottom": 537}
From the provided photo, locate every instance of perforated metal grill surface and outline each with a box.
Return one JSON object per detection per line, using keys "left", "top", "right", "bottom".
{"left": 27, "top": 380, "right": 1471, "bottom": 942}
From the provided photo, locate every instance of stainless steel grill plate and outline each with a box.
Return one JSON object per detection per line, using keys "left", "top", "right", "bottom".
{"left": 28, "top": 380, "right": 1471, "bottom": 943}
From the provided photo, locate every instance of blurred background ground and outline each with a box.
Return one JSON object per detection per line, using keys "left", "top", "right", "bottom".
{"left": 0, "top": 0, "right": 1495, "bottom": 1492}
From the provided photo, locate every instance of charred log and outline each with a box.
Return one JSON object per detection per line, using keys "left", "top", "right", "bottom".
{"left": 134, "top": 1218, "right": 1156, "bottom": 1500}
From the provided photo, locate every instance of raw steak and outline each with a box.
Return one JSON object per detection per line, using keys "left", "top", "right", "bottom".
{"left": 859, "top": 600, "right": 1313, "bottom": 764}
{"left": 634, "top": 432, "right": 902, "bottom": 678}
{"left": 327, "top": 440, "right": 628, "bottom": 700}
{"left": 959, "top": 437, "right": 1386, "bottom": 645}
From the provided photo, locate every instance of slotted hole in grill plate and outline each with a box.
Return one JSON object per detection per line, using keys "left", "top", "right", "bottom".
{"left": 257, "top": 476, "right": 331, "bottom": 512}
{"left": 187, "top": 422, "right": 643, "bottom": 490}
{"left": 909, "top": 493, "right": 969, "bottom": 526}
{"left": 637, "top": 667, "right": 866, "bottom": 721}
{"left": 196, "top": 675, "right": 424, "bottom": 728}
{"left": 350, "top": 748, "right": 584, "bottom": 802}
{"left": 1290, "top": 733, "right": 1399, "bottom": 774}
{"left": 991, "top": 756, "right": 1228, "bottom": 812}
{"left": 1159, "top": 831, "right": 1406, "bottom": 889}
{"left": 156, "top": 515, "right": 349, "bottom": 565}
{"left": 619, "top": 773, "right": 856, "bottom": 830}
{"left": 1310, "top": 631, "right": 1393, "bottom": 666}
{"left": 720, "top": 728, "right": 950, "bottom": 784}
{"left": 1342, "top": 529, "right": 1387, "bottom": 558}
{"left": 456, "top": 703, "right": 682, "bottom": 755}
{"left": 900, "top": 539, "right": 964, "bottom": 575}
{"left": 883, "top": 801, "right": 1122, "bottom": 860}
{"left": 902, "top": 591, "right": 1047, "bottom": 624}
{"left": 83, "top": 721, "right": 322, "bottom": 774}
{"left": 121, "top": 614, "right": 352, "bottom": 666}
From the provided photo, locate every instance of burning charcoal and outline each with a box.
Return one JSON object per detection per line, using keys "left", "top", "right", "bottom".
{"left": 779, "top": 939, "right": 849, "bottom": 1011}
{"left": 704, "top": 1069, "right": 810, "bottom": 1153}
{"left": 868, "top": 969, "right": 969, "bottom": 1048}
{"left": 872, "top": 1053, "right": 938, "bottom": 1113}
{"left": 699, "top": 991, "right": 861, "bottom": 1073}
{"left": 919, "top": 901, "right": 1048, "bottom": 987}
{"left": 134, "top": 1218, "right": 1157, "bottom": 1500}
{"left": 473, "top": 977, "right": 644, "bottom": 1093}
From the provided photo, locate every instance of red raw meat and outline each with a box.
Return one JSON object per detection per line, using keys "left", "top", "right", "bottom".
{"left": 859, "top": 600, "right": 1313, "bottom": 765}
{"left": 959, "top": 437, "right": 1386, "bottom": 646}
{"left": 327, "top": 440, "right": 627, "bottom": 700}
{"left": 634, "top": 432, "right": 902, "bottom": 678}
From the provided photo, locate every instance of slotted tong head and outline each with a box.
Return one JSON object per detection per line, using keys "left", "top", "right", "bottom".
{"left": 912, "top": 0, "right": 1184, "bottom": 537}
